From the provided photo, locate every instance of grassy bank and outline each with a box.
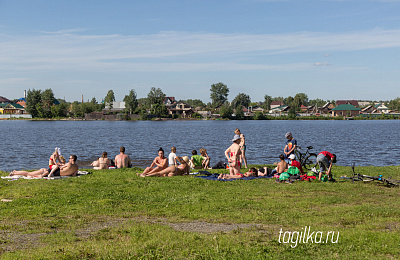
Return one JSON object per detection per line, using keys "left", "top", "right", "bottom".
{"left": 1, "top": 166, "right": 399, "bottom": 259}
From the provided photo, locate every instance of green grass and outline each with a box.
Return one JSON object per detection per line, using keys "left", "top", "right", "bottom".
{"left": 0, "top": 165, "right": 399, "bottom": 259}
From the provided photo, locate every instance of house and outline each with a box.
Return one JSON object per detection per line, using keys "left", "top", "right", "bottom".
{"left": 269, "top": 105, "right": 290, "bottom": 114}
{"left": 336, "top": 100, "right": 359, "bottom": 107}
{"left": 103, "top": 101, "right": 126, "bottom": 113}
{"left": 318, "top": 102, "right": 335, "bottom": 114}
{"left": 16, "top": 98, "right": 26, "bottom": 107}
{"left": 375, "top": 103, "right": 389, "bottom": 114}
{"left": 331, "top": 104, "right": 361, "bottom": 117}
{"left": 251, "top": 106, "right": 265, "bottom": 113}
{"left": 197, "top": 110, "right": 212, "bottom": 118}
{"left": 163, "top": 97, "right": 176, "bottom": 107}
{"left": 361, "top": 105, "right": 376, "bottom": 114}
{"left": 168, "top": 102, "right": 193, "bottom": 118}
{"left": 0, "top": 103, "right": 26, "bottom": 114}
{"left": 358, "top": 101, "right": 371, "bottom": 108}
{"left": 0, "top": 96, "right": 12, "bottom": 104}
{"left": 270, "top": 101, "right": 285, "bottom": 109}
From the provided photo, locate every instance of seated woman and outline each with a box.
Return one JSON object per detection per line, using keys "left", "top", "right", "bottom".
{"left": 218, "top": 167, "right": 258, "bottom": 180}
{"left": 49, "top": 147, "right": 61, "bottom": 170}
{"left": 139, "top": 147, "right": 168, "bottom": 176}
{"left": 92, "top": 152, "right": 110, "bottom": 170}
{"left": 141, "top": 156, "right": 190, "bottom": 177}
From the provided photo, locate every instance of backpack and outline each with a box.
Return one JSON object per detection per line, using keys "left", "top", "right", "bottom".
{"left": 279, "top": 172, "right": 290, "bottom": 181}
{"left": 286, "top": 166, "right": 300, "bottom": 175}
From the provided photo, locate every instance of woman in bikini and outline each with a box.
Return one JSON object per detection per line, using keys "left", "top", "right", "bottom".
{"left": 234, "top": 128, "right": 247, "bottom": 168}
{"left": 93, "top": 152, "right": 110, "bottom": 170}
{"left": 9, "top": 168, "right": 49, "bottom": 178}
{"left": 225, "top": 135, "right": 242, "bottom": 176}
{"left": 49, "top": 147, "right": 61, "bottom": 170}
{"left": 139, "top": 147, "right": 168, "bottom": 176}
{"left": 141, "top": 156, "right": 190, "bottom": 177}
{"left": 218, "top": 167, "right": 258, "bottom": 180}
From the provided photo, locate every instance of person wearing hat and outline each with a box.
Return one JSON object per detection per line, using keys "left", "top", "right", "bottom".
{"left": 224, "top": 135, "right": 242, "bottom": 175}
{"left": 284, "top": 132, "right": 297, "bottom": 163}
{"left": 317, "top": 151, "right": 336, "bottom": 181}
{"left": 141, "top": 156, "right": 190, "bottom": 177}
{"left": 288, "top": 154, "right": 304, "bottom": 174}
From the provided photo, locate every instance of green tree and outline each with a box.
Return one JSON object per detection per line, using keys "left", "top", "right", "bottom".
{"left": 219, "top": 103, "right": 232, "bottom": 119}
{"left": 309, "top": 98, "right": 326, "bottom": 108}
{"left": 25, "top": 89, "right": 42, "bottom": 118}
{"left": 104, "top": 90, "right": 115, "bottom": 110}
{"left": 41, "top": 89, "right": 55, "bottom": 118}
{"left": 151, "top": 103, "right": 168, "bottom": 118}
{"left": 231, "top": 93, "right": 251, "bottom": 109}
{"left": 235, "top": 105, "right": 245, "bottom": 120}
{"left": 254, "top": 111, "right": 265, "bottom": 120}
{"left": 263, "top": 95, "right": 272, "bottom": 111}
{"left": 147, "top": 87, "right": 166, "bottom": 105}
{"left": 210, "top": 82, "right": 229, "bottom": 108}
{"left": 71, "top": 101, "right": 83, "bottom": 117}
{"left": 123, "top": 89, "right": 138, "bottom": 114}
{"left": 388, "top": 97, "right": 400, "bottom": 111}
{"left": 181, "top": 99, "right": 205, "bottom": 108}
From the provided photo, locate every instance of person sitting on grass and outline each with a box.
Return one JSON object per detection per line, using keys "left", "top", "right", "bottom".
{"left": 141, "top": 156, "right": 190, "bottom": 177}
{"left": 168, "top": 146, "right": 177, "bottom": 166}
{"left": 45, "top": 155, "right": 79, "bottom": 177}
{"left": 200, "top": 148, "right": 211, "bottom": 169}
{"left": 190, "top": 150, "right": 204, "bottom": 169}
{"left": 140, "top": 147, "right": 168, "bottom": 176}
{"left": 317, "top": 151, "right": 336, "bottom": 181}
{"left": 93, "top": 152, "right": 110, "bottom": 170}
{"left": 261, "top": 154, "right": 288, "bottom": 176}
{"left": 288, "top": 154, "right": 304, "bottom": 174}
{"left": 115, "top": 146, "right": 132, "bottom": 169}
{"left": 218, "top": 167, "right": 258, "bottom": 180}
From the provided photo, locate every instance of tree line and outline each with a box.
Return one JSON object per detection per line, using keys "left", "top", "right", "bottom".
{"left": 24, "top": 83, "right": 400, "bottom": 119}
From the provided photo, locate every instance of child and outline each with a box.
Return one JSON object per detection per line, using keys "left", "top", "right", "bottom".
{"left": 190, "top": 150, "right": 204, "bottom": 169}
{"left": 200, "top": 148, "right": 211, "bottom": 169}
{"left": 168, "top": 147, "right": 177, "bottom": 166}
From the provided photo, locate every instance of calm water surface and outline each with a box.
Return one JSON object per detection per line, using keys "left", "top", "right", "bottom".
{"left": 0, "top": 120, "right": 399, "bottom": 172}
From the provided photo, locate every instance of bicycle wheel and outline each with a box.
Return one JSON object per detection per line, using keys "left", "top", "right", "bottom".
{"left": 303, "top": 153, "right": 317, "bottom": 170}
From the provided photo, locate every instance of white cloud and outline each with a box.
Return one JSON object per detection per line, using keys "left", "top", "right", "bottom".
{"left": 1, "top": 28, "right": 400, "bottom": 73}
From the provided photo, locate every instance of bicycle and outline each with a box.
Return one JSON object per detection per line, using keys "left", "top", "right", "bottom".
{"left": 293, "top": 146, "right": 318, "bottom": 170}
{"left": 343, "top": 163, "right": 399, "bottom": 187}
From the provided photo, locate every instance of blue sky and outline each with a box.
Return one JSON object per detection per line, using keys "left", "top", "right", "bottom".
{"left": 1, "top": 0, "right": 400, "bottom": 103}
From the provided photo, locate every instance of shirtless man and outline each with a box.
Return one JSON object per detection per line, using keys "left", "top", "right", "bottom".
{"left": 46, "top": 155, "right": 79, "bottom": 177}
{"left": 115, "top": 147, "right": 132, "bottom": 168}
{"left": 140, "top": 147, "right": 168, "bottom": 176}
{"left": 257, "top": 154, "right": 288, "bottom": 177}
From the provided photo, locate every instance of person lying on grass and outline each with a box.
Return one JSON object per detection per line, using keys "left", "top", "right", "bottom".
{"left": 140, "top": 156, "right": 190, "bottom": 177}
{"left": 218, "top": 167, "right": 258, "bottom": 180}
{"left": 10, "top": 155, "right": 79, "bottom": 178}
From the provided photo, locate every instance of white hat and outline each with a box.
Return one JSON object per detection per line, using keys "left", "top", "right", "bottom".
{"left": 232, "top": 135, "right": 241, "bottom": 142}
{"left": 289, "top": 154, "right": 296, "bottom": 160}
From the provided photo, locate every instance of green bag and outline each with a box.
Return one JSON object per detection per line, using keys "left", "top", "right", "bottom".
{"left": 279, "top": 172, "right": 290, "bottom": 181}
{"left": 286, "top": 166, "right": 300, "bottom": 175}
{"left": 321, "top": 175, "right": 329, "bottom": 182}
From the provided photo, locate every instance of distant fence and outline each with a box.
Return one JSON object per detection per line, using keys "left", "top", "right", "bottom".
{"left": 84, "top": 113, "right": 140, "bottom": 120}
{"left": 0, "top": 114, "right": 32, "bottom": 119}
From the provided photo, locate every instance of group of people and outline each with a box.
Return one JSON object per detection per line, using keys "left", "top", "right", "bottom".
{"left": 90, "top": 147, "right": 132, "bottom": 169}
{"left": 9, "top": 148, "right": 79, "bottom": 178}
{"left": 8, "top": 129, "right": 336, "bottom": 182}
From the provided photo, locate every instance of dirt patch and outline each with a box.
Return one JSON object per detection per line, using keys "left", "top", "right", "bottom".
{"left": 0, "top": 217, "right": 267, "bottom": 253}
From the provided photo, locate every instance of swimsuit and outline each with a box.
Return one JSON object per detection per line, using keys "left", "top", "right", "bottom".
{"left": 230, "top": 152, "right": 241, "bottom": 168}
{"left": 47, "top": 167, "right": 61, "bottom": 177}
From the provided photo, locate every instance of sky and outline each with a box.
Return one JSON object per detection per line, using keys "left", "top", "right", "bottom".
{"left": 1, "top": 0, "right": 400, "bottom": 103}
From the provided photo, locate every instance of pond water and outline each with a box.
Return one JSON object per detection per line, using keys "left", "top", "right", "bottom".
{"left": 0, "top": 119, "right": 399, "bottom": 172}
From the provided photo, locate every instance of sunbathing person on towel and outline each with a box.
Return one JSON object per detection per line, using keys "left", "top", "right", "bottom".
{"left": 218, "top": 167, "right": 258, "bottom": 180}
{"left": 140, "top": 147, "right": 168, "bottom": 176}
{"left": 141, "top": 156, "right": 190, "bottom": 177}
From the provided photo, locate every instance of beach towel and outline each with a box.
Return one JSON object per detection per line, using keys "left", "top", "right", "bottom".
{"left": 1, "top": 171, "right": 90, "bottom": 180}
